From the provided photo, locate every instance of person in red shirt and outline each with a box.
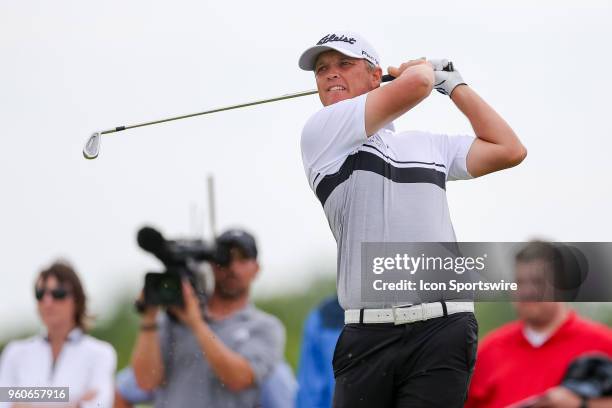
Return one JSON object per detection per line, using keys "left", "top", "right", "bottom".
{"left": 465, "top": 242, "right": 612, "bottom": 408}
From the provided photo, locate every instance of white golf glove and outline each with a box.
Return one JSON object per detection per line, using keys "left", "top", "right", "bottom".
{"left": 429, "top": 59, "right": 466, "bottom": 96}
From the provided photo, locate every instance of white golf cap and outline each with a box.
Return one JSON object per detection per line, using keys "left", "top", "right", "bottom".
{"left": 298, "top": 31, "right": 380, "bottom": 71}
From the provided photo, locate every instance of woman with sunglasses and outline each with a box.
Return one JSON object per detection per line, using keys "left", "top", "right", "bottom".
{"left": 0, "top": 261, "right": 116, "bottom": 408}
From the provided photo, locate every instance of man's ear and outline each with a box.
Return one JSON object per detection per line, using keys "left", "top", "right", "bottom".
{"left": 253, "top": 261, "right": 260, "bottom": 277}
{"left": 371, "top": 66, "right": 383, "bottom": 88}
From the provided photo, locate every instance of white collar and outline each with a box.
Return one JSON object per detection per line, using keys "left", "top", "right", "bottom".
{"left": 523, "top": 326, "right": 551, "bottom": 348}
{"left": 42, "top": 327, "right": 83, "bottom": 343}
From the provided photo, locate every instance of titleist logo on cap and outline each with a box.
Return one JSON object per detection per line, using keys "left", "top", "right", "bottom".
{"left": 316, "top": 33, "right": 357, "bottom": 45}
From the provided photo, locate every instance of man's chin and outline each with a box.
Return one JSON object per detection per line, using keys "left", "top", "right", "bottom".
{"left": 216, "top": 288, "right": 246, "bottom": 300}
{"left": 516, "top": 303, "right": 549, "bottom": 322}
{"left": 324, "top": 93, "right": 351, "bottom": 106}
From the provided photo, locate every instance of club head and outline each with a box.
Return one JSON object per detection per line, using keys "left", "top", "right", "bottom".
{"left": 83, "top": 132, "right": 101, "bottom": 160}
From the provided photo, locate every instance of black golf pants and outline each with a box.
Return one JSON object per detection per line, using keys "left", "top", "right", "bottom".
{"left": 332, "top": 312, "right": 478, "bottom": 408}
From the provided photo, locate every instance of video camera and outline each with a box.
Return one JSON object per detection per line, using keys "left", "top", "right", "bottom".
{"left": 137, "top": 226, "right": 232, "bottom": 307}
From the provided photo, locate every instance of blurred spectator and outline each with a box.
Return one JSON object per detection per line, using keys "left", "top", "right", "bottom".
{"left": 131, "top": 229, "right": 286, "bottom": 408}
{"left": 114, "top": 361, "right": 296, "bottom": 408}
{"left": 296, "top": 296, "right": 343, "bottom": 408}
{"left": 465, "top": 242, "right": 612, "bottom": 408}
{"left": 0, "top": 261, "right": 116, "bottom": 408}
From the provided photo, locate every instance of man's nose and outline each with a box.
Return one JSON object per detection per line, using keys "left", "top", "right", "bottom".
{"left": 518, "top": 285, "right": 544, "bottom": 301}
{"left": 40, "top": 295, "right": 54, "bottom": 306}
{"left": 326, "top": 68, "right": 340, "bottom": 80}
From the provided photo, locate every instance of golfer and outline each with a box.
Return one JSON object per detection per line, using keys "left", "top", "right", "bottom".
{"left": 298, "top": 31, "right": 527, "bottom": 407}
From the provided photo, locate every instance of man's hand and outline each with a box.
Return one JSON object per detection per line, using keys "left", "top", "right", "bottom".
{"left": 169, "top": 281, "right": 203, "bottom": 329}
{"left": 387, "top": 58, "right": 432, "bottom": 78}
{"left": 365, "top": 58, "right": 433, "bottom": 135}
{"left": 76, "top": 389, "right": 98, "bottom": 407}
{"left": 135, "top": 290, "right": 159, "bottom": 327}
{"left": 532, "top": 386, "right": 583, "bottom": 408}
{"left": 429, "top": 58, "right": 466, "bottom": 96}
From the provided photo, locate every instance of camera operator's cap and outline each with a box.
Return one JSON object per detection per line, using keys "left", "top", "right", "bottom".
{"left": 216, "top": 229, "right": 258, "bottom": 259}
{"left": 298, "top": 31, "right": 380, "bottom": 71}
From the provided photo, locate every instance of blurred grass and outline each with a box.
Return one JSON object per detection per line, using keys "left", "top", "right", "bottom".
{"left": 2, "top": 276, "right": 611, "bottom": 373}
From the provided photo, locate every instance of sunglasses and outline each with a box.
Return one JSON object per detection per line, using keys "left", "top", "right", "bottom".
{"left": 35, "top": 287, "right": 70, "bottom": 301}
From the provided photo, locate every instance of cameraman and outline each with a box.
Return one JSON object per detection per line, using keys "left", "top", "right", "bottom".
{"left": 131, "top": 229, "right": 285, "bottom": 408}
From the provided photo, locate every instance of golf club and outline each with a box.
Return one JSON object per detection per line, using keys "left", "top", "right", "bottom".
{"left": 82, "top": 74, "right": 397, "bottom": 160}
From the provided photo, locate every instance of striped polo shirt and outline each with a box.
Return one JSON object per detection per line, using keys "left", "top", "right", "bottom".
{"left": 301, "top": 92, "right": 475, "bottom": 310}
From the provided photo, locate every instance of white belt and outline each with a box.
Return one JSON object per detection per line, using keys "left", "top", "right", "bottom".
{"left": 344, "top": 301, "right": 474, "bottom": 325}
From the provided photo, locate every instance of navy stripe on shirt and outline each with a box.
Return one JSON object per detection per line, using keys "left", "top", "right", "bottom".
{"left": 315, "top": 150, "right": 446, "bottom": 206}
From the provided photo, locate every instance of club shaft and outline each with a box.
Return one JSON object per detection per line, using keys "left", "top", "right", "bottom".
{"left": 100, "top": 89, "right": 318, "bottom": 135}
{"left": 98, "top": 75, "right": 395, "bottom": 135}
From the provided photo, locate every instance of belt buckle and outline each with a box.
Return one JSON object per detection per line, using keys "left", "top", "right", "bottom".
{"left": 392, "top": 303, "right": 415, "bottom": 325}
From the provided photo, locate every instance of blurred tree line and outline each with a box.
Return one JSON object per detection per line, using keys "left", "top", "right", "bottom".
{"left": 2, "top": 275, "right": 611, "bottom": 372}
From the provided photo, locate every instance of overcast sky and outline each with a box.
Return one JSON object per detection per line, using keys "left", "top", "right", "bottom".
{"left": 1, "top": 0, "right": 611, "bottom": 338}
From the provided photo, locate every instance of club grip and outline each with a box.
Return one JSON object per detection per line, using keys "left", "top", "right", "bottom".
{"left": 382, "top": 61, "right": 453, "bottom": 83}
{"left": 382, "top": 74, "right": 395, "bottom": 83}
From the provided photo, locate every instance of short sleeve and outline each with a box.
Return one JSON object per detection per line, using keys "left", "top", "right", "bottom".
{"left": 444, "top": 134, "right": 475, "bottom": 181}
{"left": 260, "top": 362, "right": 297, "bottom": 408}
{"left": 116, "top": 367, "right": 155, "bottom": 404}
{"left": 301, "top": 93, "right": 368, "bottom": 187}
{"left": 236, "top": 315, "right": 285, "bottom": 385}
